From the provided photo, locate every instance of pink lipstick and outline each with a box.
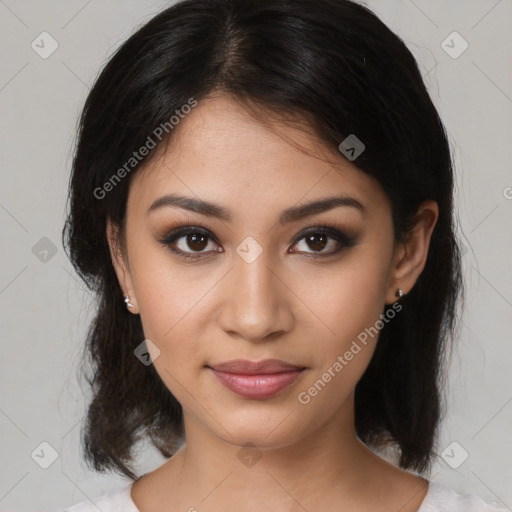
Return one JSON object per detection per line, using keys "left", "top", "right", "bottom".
{"left": 207, "top": 359, "right": 306, "bottom": 399}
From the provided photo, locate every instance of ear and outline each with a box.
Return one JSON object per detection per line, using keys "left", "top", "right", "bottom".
{"left": 385, "top": 200, "right": 439, "bottom": 305}
{"left": 106, "top": 217, "right": 139, "bottom": 314}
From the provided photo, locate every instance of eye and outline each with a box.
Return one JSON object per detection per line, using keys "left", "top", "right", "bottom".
{"left": 160, "top": 224, "right": 357, "bottom": 260}
{"left": 289, "top": 226, "right": 357, "bottom": 257}
{"left": 160, "top": 226, "right": 221, "bottom": 259}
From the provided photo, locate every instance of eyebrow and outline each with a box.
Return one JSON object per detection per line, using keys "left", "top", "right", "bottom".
{"left": 147, "top": 193, "right": 366, "bottom": 224}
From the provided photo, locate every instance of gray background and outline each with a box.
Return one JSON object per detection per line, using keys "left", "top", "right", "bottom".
{"left": 0, "top": 0, "right": 511, "bottom": 510}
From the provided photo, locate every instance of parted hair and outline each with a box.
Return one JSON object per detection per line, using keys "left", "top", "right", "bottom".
{"left": 63, "top": 0, "right": 463, "bottom": 479}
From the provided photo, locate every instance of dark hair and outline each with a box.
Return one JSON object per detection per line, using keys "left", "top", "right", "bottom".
{"left": 63, "top": 0, "right": 463, "bottom": 480}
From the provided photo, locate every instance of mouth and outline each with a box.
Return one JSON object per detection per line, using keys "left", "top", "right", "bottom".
{"left": 206, "top": 359, "right": 307, "bottom": 399}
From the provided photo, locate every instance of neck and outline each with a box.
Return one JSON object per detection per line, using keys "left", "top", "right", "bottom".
{"left": 152, "top": 393, "right": 409, "bottom": 511}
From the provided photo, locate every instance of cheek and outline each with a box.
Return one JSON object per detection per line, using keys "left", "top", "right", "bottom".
{"left": 294, "top": 240, "right": 393, "bottom": 401}
{"left": 132, "top": 260, "right": 213, "bottom": 406}
{"left": 128, "top": 240, "right": 212, "bottom": 371}
{"left": 303, "top": 249, "right": 391, "bottom": 347}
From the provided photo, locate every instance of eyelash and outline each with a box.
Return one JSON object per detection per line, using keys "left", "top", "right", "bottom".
{"left": 159, "top": 224, "right": 357, "bottom": 261}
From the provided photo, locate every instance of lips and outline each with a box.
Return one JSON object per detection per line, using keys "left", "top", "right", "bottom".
{"left": 207, "top": 359, "right": 306, "bottom": 399}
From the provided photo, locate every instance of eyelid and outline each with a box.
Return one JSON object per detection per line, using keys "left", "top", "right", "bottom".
{"left": 159, "top": 223, "right": 358, "bottom": 259}
{"left": 290, "top": 225, "right": 357, "bottom": 250}
{"left": 159, "top": 225, "right": 221, "bottom": 259}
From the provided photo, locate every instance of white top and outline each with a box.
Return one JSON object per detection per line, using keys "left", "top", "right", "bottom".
{"left": 57, "top": 480, "right": 508, "bottom": 512}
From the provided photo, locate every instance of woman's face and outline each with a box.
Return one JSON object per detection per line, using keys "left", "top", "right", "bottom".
{"left": 109, "top": 95, "right": 425, "bottom": 450}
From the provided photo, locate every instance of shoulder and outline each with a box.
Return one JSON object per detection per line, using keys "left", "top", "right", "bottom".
{"left": 55, "top": 482, "right": 139, "bottom": 512}
{"left": 418, "top": 481, "right": 507, "bottom": 512}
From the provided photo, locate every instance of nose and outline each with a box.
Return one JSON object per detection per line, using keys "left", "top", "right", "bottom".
{"left": 216, "top": 246, "right": 294, "bottom": 343}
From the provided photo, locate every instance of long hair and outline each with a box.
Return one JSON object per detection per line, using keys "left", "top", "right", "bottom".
{"left": 63, "top": 0, "right": 463, "bottom": 479}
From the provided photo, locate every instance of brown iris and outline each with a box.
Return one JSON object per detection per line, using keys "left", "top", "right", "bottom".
{"left": 186, "top": 233, "right": 208, "bottom": 251}
{"left": 305, "top": 233, "right": 328, "bottom": 252}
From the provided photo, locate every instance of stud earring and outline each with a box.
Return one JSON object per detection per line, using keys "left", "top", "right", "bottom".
{"left": 124, "top": 295, "right": 134, "bottom": 308}
{"left": 395, "top": 288, "right": 404, "bottom": 299}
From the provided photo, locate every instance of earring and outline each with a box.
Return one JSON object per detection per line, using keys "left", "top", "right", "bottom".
{"left": 395, "top": 288, "right": 404, "bottom": 299}
{"left": 124, "top": 295, "right": 134, "bottom": 308}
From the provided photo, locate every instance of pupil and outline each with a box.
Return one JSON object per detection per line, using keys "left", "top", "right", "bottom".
{"left": 188, "top": 233, "right": 207, "bottom": 251}
{"left": 307, "top": 234, "right": 327, "bottom": 252}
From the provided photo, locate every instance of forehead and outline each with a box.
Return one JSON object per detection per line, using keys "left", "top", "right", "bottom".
{"left": 128, "top": 95, "right": 389, "bottom": 218}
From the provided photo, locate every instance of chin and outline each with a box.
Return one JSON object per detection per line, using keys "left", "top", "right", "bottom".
{"left": 209, "top": 408, "right": 311, "bottom": 450}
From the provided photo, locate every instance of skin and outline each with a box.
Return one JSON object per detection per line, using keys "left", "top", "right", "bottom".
{"left": 107, "top": 94, "right": 438, "bottom": 512}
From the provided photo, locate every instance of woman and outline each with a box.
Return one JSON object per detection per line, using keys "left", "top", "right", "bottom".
{"left": 59, "top": 0, "right": 504, "bottom": 510}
